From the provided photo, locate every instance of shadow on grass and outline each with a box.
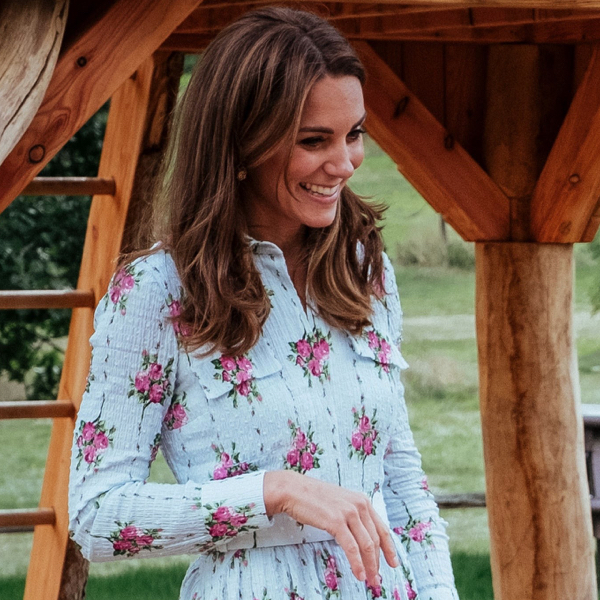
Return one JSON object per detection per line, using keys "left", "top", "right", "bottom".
{"left": 1, "top": 554, "right": 491, "bottom": 600}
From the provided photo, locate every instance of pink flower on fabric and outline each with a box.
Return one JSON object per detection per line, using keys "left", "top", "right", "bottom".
{"left": 397, "top": 508, "right": 435, "bottom": 551}
{"left": 308, "top": 358, "right": 322, "bottom": 376}
{"left": 236, "top": 356, "right": 252, "bottom": 372}
{"left": 359, "top": 415, "right": 371, "bottom": 433}
{"left": 94, "top": 431, "right": 109, "bottom": 449}
{"left": 113, "top": 540, "right": 132, "bottom": 552}
{"left": 351, "top": 431, "right": 363, "bottom": 450}
{"left": 393, "top": 588, "right": 402, "bottom": 600}
{"left": 213, "top": 465, "right": 228, "bottom": 480}
{"left": 82, "top": 421, "right": 96, "bottom": 441}
{"left": 148, "top": 362, "right": 163, "bottom": 380}
{"left": 230, "top": 513, "right": 248, "bottom": 527}
{"left": 324, "top": 569, "right": 338, "bottom": 590}
{"left": 236, "top": 369, "right": 251, "bottom": 383}
{"left": 363, "top": 328, "right": 395, "bottom": 378}
{"left": 149, "top": 383, "right": 164, "bottom": 403}
{"left": 223, "top": 370, "right": 232, "bottom": 382}
{"left": 209, "top": 523, "right": 229, "bottom": 537}
{"left": 287, "top": 448, "right": 300, "bottom": 467}
{"left": 296, "top": 356, "right": 305, "bottom": 366}
{"left": 121, "top": 275, "right": 135, "bottom": 290}
{"left": 213, "top": 506, "right": 232, "bottom": 523}
{"left": 312, "top": 339, "right": 330, "bottom": 360}
{"left": 294, "top": 430, "right": 307, "bottom": 450}
{"left": 327, "top": 556, "right": 337, "bottom": 569}
{"left": 76, "top": 435, "right": 84, "bottom": 448}
{"left": 106, "top": 265, "right": 143, "bottom": 315}
{"left": 393, "top": 526, "right": 404, "bottom": 536}
{"left": 367, "top": 330, "right": 379, "bottom": 350}
{"left": 367, "top": 584, "right": 383, "bottom": 598}
{"left": 363, "top": 436, "right": 374, "bottom": 455}
{"left": 221, "top": 452, "right": 234, "bottom": 468}
{"left": 296, "top": 339, "right": 312, "bottom": 357}
{"left": 300, "top": 452, "right": 314, "bottom": 471}
{"left": 406, "top": 582, "right": 417, "bottom": 600}
{"left": 409, "top": 521, "right": 431, "bottom": 543}
{"left": 134, "top": 372, "right": 150, "bottom": 392}
{"left": 137, "top": 534, "right": 155, "bottom": 547}
{"left": 83, "top": 445, "right": 97, "bottom": 463}
{"left": 168, "top": 299, "right": 181, "bottom": 317}
{"left": 120, "top": 525, "right": 139, "bottom": 540}
{"left": 237, "top": 380, "right": 251, "bottom": 397}
{"left": 220, "top": 356, "right": 237, "bottom": 371}
{"left": 109, "top": 287, "right": 122, "bottom": 304}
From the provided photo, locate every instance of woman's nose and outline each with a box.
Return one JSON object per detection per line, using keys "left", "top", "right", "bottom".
{"left": 323, "top": 144, "right": 355, "bottom": 179}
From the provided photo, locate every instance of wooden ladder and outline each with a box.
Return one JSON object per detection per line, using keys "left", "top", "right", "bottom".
{"left": 0, "top": 51, "right": 182, "bottom": 600}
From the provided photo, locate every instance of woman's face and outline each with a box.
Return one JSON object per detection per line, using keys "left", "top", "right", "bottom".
{"left": 245, "top": 75, "right": 366, "bottom": 244}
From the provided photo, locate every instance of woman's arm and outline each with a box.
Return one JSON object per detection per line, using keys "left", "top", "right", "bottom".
{"left": 68, "top": 256, "right": 271, "bottom": 561}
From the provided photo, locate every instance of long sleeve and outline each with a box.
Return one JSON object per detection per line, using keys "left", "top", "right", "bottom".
{"left": 68, "top": 255, "right": 271, "bottom": 562}
{"left": 381, "top": 255, "right": 459, "bottom": 600}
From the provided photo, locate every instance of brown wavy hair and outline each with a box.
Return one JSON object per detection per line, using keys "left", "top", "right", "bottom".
{"left": 133, "top": 6, "right": 385, "bottom": 356}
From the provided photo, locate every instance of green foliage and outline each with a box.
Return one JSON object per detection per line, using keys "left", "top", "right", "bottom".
{"left": 0, "top": 104, "right": 108, "bottom": 398}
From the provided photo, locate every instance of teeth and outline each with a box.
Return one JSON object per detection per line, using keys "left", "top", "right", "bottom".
{"left": 301, "top": 183, "right": 338, "bottom": 196}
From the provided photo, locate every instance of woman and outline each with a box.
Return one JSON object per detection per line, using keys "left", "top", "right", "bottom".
{"left": 68, "top": 7, "right": 459, "bottom": 600}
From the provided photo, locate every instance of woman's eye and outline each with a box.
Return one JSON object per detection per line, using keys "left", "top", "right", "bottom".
{"left": 348, "top": 127, "right": 366, "bottom": 141}
{"left": 299, "top": 136, "right": 325, "bottom": 148}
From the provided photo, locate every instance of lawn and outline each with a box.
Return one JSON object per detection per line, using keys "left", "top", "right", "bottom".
{"left": 3, "top": 135, "right": 600, "bottom": 599}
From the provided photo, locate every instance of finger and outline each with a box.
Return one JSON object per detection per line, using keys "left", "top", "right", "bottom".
{"left": 334, "top": 525, "right": 366, "bottom": 582}
{"left": 346, "top": 507, "right": 380, "bottom": 586}
{"left": 360, "top": 510, "right": 383, "bottom": 580}
{"left": 370, "top": 511, "right": 399, "bottom": 568}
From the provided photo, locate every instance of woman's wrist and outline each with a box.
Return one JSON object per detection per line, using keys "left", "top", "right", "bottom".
{"left": 263, "top": 470, "right": 297, "bottom": 517}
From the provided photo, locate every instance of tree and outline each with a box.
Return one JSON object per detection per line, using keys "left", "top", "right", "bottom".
{"left": 0, "top": 105, "right": 108, "bottom": 399}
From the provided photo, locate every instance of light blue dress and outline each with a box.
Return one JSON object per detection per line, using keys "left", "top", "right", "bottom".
{"left": 68, "top": 240, "right": 459, "bottom": 600}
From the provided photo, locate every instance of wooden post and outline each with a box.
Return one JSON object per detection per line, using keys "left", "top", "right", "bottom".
{"left": 477, "top": 45, "right": 597, "bottom": 599}
{"left": 476, "top": 243, "right": 595, "bottom": 600}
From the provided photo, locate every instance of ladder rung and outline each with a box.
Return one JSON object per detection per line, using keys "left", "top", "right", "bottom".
{"left": 0, "top": 290, "right": 95, "bottom": 310}
{"left": 0, "top": 401, "right": 75, "bottom": 420}
{"left": 436, "top": 493, "right": 487, "bottom": 509}
{"left": 0, "top": 508, "right": 55, "bottom": 530}
{"left": 22, "top": 177, "right": 116, "bottom": 197}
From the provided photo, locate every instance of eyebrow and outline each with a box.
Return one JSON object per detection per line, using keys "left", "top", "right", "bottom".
{"left": 298, "top": 112, "right": 367, "bottom": 134}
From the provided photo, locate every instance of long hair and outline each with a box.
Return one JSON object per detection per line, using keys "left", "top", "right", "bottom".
{"left": 135, "top": 7, "right": 385, "bottom": 356}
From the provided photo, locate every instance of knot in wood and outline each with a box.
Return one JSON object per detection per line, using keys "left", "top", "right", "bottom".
{"left": 28, "top": 145, "right": 45, "bottom": 164}
{"left": 444, "top": 134, "right": 455, "bottom": 150}
{"left": 393, "top": 96, "right": 410, "bottom": 119}
{"left": 569, "top": 174, "right": 580, "bottom": 184}
{"left": 76, "top": 56, "right": 87, "bottom": 68}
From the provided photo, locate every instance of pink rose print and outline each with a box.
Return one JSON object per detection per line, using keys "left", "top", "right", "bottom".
{"left": 75, "top": 418, "right": 115, "bottom": 471}
{"left": 363, "top": 328, "right": 394, "bottom": 378}
{"left": 105, "top": 521, "right": 163, "bottom": 557}
{"left": 396, "top": 504, "right": 435, "bottom": 552}
{"left": 283, "top": 420, "right": 323, "bottom": 473}
{"left": 105, "top": 265, "right": 143, "bottom": 315}
{"left": 320, "top": 549, "right": 342, "bottom": 599}
{"left": 366, "top": 582, "right": 387, "bottom": 599}
{"left": 348, "top": 407, "right": 381, "bottom": 462}
{"left": 288, "top": 328, "right": 332, "bottom": 387}
{"left": 149, "top": 433, "right": 161, "bottom": 464}
{"left": 200, "top": 501, "right": 259, "bottom": 543}
{"left": 211, "top": 442, "right": 259, "bottom": 480}
{"left": 163, "top": 393, "right": 189, "bottom": 430}
{"left": 211, "top": 353, "right": 262, "bottom": 409}
{"left": 166, "top": 291, "right": 192, "bottom": 338}
{"left": 400, "top": 564, "right": 418, "bottom": 600}
{"left": 285, "top": 586, "right": 305, "bottom": 600}
{"left": 128, "top": 351, "right": 174, "bottom": 410}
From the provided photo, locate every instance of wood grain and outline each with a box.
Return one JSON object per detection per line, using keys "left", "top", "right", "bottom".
{"left": 0, "top": 0, "right": 202, "bottom": 216}
{"left": 476, "top": 242, "right": 596, "bottom": 600}
{"left": 22, "top": 177, "right": 115, "bottom": 197}
{"left": 531, "top": 46, "right": 600, "bottom": 242}
{"left": 0, "top": 0, "right": 68, "bottom": 166}
{"left": 0, "top": 290, "right": 94, "bottom": 310}
{"left": 354, "top": 41, "right": 510, "bottom": 241}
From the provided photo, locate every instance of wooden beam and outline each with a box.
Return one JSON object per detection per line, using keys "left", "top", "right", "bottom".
{"left": 0, "top": 508, "right": 55, "bottom": 529}
{"left": 0, "top": 0, "right": 68, "bottom": 165}
{"left": 0, "top": 290, "right": 95, "bottom": 310}
{"left": 354, "top": 41, "right": 510, "bottom": 241}
{"left": 531, "top": 46, "right": 600, "bottom": 242}
{"left": 0, "top": 0, "right": 203, "bottom": 216}
{"left": 476, "top": 242, "right": 596, "bottom": 600}
{"left": 22, "top": 177, "right": 115, "bottom": 197}
{"left": 0, "top": 401, "right": 75, "bottom": 420}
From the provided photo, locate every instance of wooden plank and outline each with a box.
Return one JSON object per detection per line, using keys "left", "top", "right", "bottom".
{"left": 0, "top": 508, "right": 55, "bottom": 529}
{"left": 0, "top": 290, "right": 95, "bottom": 310}
{"left": 0, "top": 0, "right": 68, "bottom": 165}
{"left": 0, "top": 401, "right": 75, "bottom": 420}
{"left": 23, "top": 54, "right": 163, "bottom": 600}
{"left": 531, "top": 46, "right": 600, "bottom": 242}
{"left": 0, "top": 0, "right": 203, "bottom": 216}
{"left": 444, "top": 44, "right": 487, "bottom": 166}
{"left": 22, "top": 177, "right": 115, "bottom": 197}
{"left": 435, "top": 493, "right": 486, "bottom": 508}
{"left": 476, "top": 242, "right": 595, "bottom": 600}
{"left": 353, "top": 41, "right": 510, "bottom": 241}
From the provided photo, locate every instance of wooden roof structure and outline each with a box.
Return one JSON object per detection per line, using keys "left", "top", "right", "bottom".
{"left": 1, "top": 0, "right": 600, "bottom": 599}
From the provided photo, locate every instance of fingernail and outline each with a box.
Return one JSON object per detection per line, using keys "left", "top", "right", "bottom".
{"left": 392, "top": 556, "right": 400, "bottom": 567}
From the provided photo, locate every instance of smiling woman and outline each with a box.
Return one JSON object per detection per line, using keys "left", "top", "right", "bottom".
{"left": 67, "top": 7, "right": 460, "bottom": 600}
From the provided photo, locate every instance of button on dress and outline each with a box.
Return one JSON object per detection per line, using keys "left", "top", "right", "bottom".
{"left": 68, "top": 240, "right": 460, "bottom": 600}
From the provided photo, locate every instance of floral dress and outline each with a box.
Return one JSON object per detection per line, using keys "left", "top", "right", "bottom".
{"left": 68, "top": 240, "right": 460, "bottom": 600}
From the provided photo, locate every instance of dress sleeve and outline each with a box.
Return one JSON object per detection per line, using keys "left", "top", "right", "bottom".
{"left": 68, "top": 257, "right": 271, "bottom": 562}
{"left": 380, "top": 255, "right": 460, "bottom": 600}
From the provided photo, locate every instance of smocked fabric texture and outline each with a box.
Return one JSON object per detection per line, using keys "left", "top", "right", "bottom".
{"left": 68, "top": 241, "right": 460, "bottom": 600}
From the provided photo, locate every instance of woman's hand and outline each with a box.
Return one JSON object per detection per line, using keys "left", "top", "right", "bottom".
{"left": 263, "top": 470, "right": 399, "bottom": 586}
